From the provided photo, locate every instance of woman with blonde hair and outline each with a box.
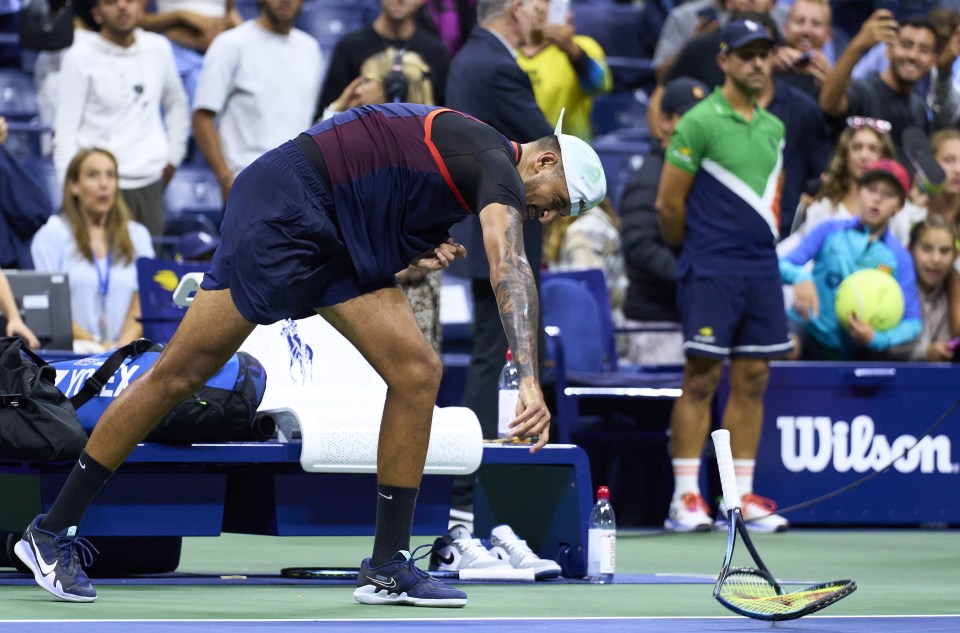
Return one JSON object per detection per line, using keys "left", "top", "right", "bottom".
{"left": 778, "top": 117, "right": 898, "bottom": 255}
{"left": 322, "top": 47, "right": 435, "bottom": 120}
{"left": 31, "top": 148, "right": 154, "bottom": 352}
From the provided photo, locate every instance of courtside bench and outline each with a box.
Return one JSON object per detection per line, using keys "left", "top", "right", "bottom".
{"left": 0, "top": 442, "right": 593, "bottom": 576}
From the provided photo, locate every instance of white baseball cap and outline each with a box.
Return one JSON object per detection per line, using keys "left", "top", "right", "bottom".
{"left": 554, "top": 108, "right": 606, "bottom": 215}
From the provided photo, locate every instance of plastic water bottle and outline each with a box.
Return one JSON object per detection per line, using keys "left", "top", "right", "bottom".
{"left": 497, "top": 348, "right": 519, "bottom": 439}
{"left": 587, "top": 485, "right": 616, "bottom": 584}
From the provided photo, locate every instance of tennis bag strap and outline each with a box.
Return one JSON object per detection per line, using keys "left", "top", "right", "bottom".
{"left": 65, "top": 338, "right": 156, "bottom": 410}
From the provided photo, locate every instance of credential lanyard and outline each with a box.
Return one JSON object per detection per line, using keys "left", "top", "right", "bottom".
{"left": 95, "top": 252, "right": 112, "bottom": 342}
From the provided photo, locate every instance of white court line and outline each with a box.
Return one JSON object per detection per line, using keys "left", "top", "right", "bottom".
{"left": 2, "top": 615, "right": 959, "bottom": 623}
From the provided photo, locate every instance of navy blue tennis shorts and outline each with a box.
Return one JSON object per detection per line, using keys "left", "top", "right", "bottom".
{"left": 677, "top": 272, "right": 793, "bottom": 359}
{"left": 201, "top": 141, "right": 395, "bottom": 325}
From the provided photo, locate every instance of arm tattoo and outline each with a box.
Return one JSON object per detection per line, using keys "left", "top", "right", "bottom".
{"left": 492, "top": 206, "right": 540, "bottom": 381}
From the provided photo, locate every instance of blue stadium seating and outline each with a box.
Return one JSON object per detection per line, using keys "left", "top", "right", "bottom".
{"left": 591, "top": 90, "right": 649, "bottom": 138}
{"left": 163, "top": 165, "right": 224, "bottom": 228}
{"left": 295, "top": 0, "right": 378, "bottom": 51}
{"left": 0, "top": 68, "right": 38, "bottom": 119}
{"left": 571, "top": 3, "right": 653, "bottom": 91}
{"left": 591, "top": 130, "right": 651, "bottom": 212}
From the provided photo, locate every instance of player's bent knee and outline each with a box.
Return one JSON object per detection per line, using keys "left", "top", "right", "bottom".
{"left": 385, "top": 348, "right": 442, "bottom": 393}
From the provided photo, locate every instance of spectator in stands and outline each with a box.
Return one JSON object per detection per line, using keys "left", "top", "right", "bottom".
{"left": 322, "top": 47, "right": 443, "bottom": 355}
{"left": 516, "top": 0, "right": 612, "bottom": 142}
{"left": 444, "top": 0, "right": 553, "bottom": 531}
{"left": 780, "top": 159, "right": 922, "bottom": 360}
{"left": 772, "top": 0, "right": 832, "bottom": 100}
{"left": 175, "top": 229, "right": 219, "bottom": 263}
{"left": 658, "top": 12, "right": 832, "bottom": 233}
{"left": 0, "top": 268, "right": 41, "bottom": 348}
{"left": 620, "top": 77, "right": 708, "bottom": 367}
{"left": 819, "top": 12, "right": 955, "bottom": 163}
{"left": 316, "top": 0, "right": 450, "bottom": 116}
{"left": 31, "top": 148, "right": 155, "bottom": 353}
{"left": 648, "top": 3, "right": 780, "bottom": 142}
{"left": 192, "top": 0, "right": 322, "bottom": 202}
{"left": 543, "top": 198, "right": 627, "bottom": 353}
{"left": 322, "top": 47, "right": 435, "bottom": 118}
{"left": 54, "top": 0, "right": 190, "bottom": 238}
{"left": 416, "top": 0, "right": 476, "bottom": 57}
{"left": 779, "top": 116, "right": 898, "bottom": 255}
{"left": 850, "top": 7, "right": 959, "bottom": 87}
{"left": 889, "top": 129, "right": 960, "bottom": 338}
{"left": 655, "top": 20, "right": 792, "bottom": 533}
{"left": 651, "top": 0, "right": 788, "bottom": 82}
{"left": 139, "top": 0, "right": 243, "bottom": 104}
{"left": 884, "top": 216, "right": 958, "bottom": 361}
{"left": 34, "top": 15, "right": 96, "bottom": 157}
{"left": 917, "top": 129, "right": 960, "bottom": 246}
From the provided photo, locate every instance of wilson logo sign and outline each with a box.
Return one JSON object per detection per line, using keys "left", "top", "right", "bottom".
{"left": 776, "top": 415, "right": 958, "bottom": 475}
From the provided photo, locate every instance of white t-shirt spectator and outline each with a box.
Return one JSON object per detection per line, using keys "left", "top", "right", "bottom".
{"left": 193, "top": 20, "right": 323, "bottom": 176}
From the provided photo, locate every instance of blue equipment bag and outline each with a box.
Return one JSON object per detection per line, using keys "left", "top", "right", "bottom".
{"left": 53, "top": 339, "right": 270, "bottom": 443}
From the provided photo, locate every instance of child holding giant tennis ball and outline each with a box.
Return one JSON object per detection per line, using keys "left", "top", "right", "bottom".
{"left": 779, "top": 159, "right": 922, "bottom": 360}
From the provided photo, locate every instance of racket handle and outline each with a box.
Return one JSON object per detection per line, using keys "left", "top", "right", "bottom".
{"left": 711, "top": 429, "right": 741, "bottom": 510}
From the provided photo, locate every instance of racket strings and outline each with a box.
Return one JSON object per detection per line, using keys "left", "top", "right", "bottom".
{"left": 717, "top": 570, "right": 854, "bottom": 617}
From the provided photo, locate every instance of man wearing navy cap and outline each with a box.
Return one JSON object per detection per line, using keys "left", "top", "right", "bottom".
{"left": 656, "top": 20, "right": 793, "bottom": 533}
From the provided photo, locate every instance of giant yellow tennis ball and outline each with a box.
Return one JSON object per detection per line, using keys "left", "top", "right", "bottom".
{"left": 834, "top": 269, "right": 904, "bottom": 331}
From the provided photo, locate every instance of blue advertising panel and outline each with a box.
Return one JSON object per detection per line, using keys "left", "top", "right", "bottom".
{"left": 722, "top": 362, "right": 960, "bottom": 526}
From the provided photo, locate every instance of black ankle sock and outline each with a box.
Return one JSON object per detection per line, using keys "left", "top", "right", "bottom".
{"left": 371, "top": 484, "right": 419, "bottom": 566}
{"left": 40, "top": 450, "right": 114, "bottom": 534}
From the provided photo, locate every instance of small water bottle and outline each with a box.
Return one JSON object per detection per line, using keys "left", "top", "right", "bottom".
{"left": 587, "top": 485, "right": 616, "bottom": 584}
{"left": 497, "top": 348, "right": 520, "bottom": 439}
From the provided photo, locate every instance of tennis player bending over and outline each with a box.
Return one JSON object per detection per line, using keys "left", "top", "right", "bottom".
{"left": 15, "top": 103, "right": 606, "bottom": 607}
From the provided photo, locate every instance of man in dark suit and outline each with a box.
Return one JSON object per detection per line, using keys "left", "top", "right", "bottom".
{"left": 445, "top": 0, "right": 553, "bottom": 529}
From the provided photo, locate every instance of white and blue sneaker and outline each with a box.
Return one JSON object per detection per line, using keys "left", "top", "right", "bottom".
{"left": 14, "top": 514, "right": 97, "bottom": 602}
{"left": 354, "top": 545, "right": 467, "bottom": 607}
{"left": 430, "top": 524, "right": 512, "bottom": 572}
{"left": 486, "top": 524, "right": 562, "bottom": 580}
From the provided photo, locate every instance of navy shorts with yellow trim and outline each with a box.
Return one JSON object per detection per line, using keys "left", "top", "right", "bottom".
{"left": 201, "top": 141, "right": 395, "bottom": 325}
{"left": 677, "top": 272, "right": 793, "bottom": 359}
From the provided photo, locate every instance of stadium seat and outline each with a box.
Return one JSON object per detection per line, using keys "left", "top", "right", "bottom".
{"left": 163, "top": 165, "right": 224, "bottom": 228}
{"left": 591, "top": 130, "right": 651, "bottom": 212}
{"left": 136, "top": 257, "right": 211, "bottom": 343}
{"left": 0, "top": 68, "right": 39, "bottom": 119}
{"left": 591, "top": 90, "right": 649, "bottom": 137}
{"left": 295, "top": 0, "right": 377, "bottom": 51}
{"left": 540, "top": 269, "right": 683, "bottom": 443}
{"left": 570, "top": 4, "right": 653, "bottom": 91}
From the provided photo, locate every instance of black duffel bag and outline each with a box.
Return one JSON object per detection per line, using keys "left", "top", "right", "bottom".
{"left": 0, "top": 336, "right": 87, "bottom": 460}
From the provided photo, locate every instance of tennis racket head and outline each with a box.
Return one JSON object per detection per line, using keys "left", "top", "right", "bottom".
{"left": 716, "top": 573, "right": 857, "bottom": 621}
{"left": 710, "top": 429, "right": 857, "bottom": 621}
